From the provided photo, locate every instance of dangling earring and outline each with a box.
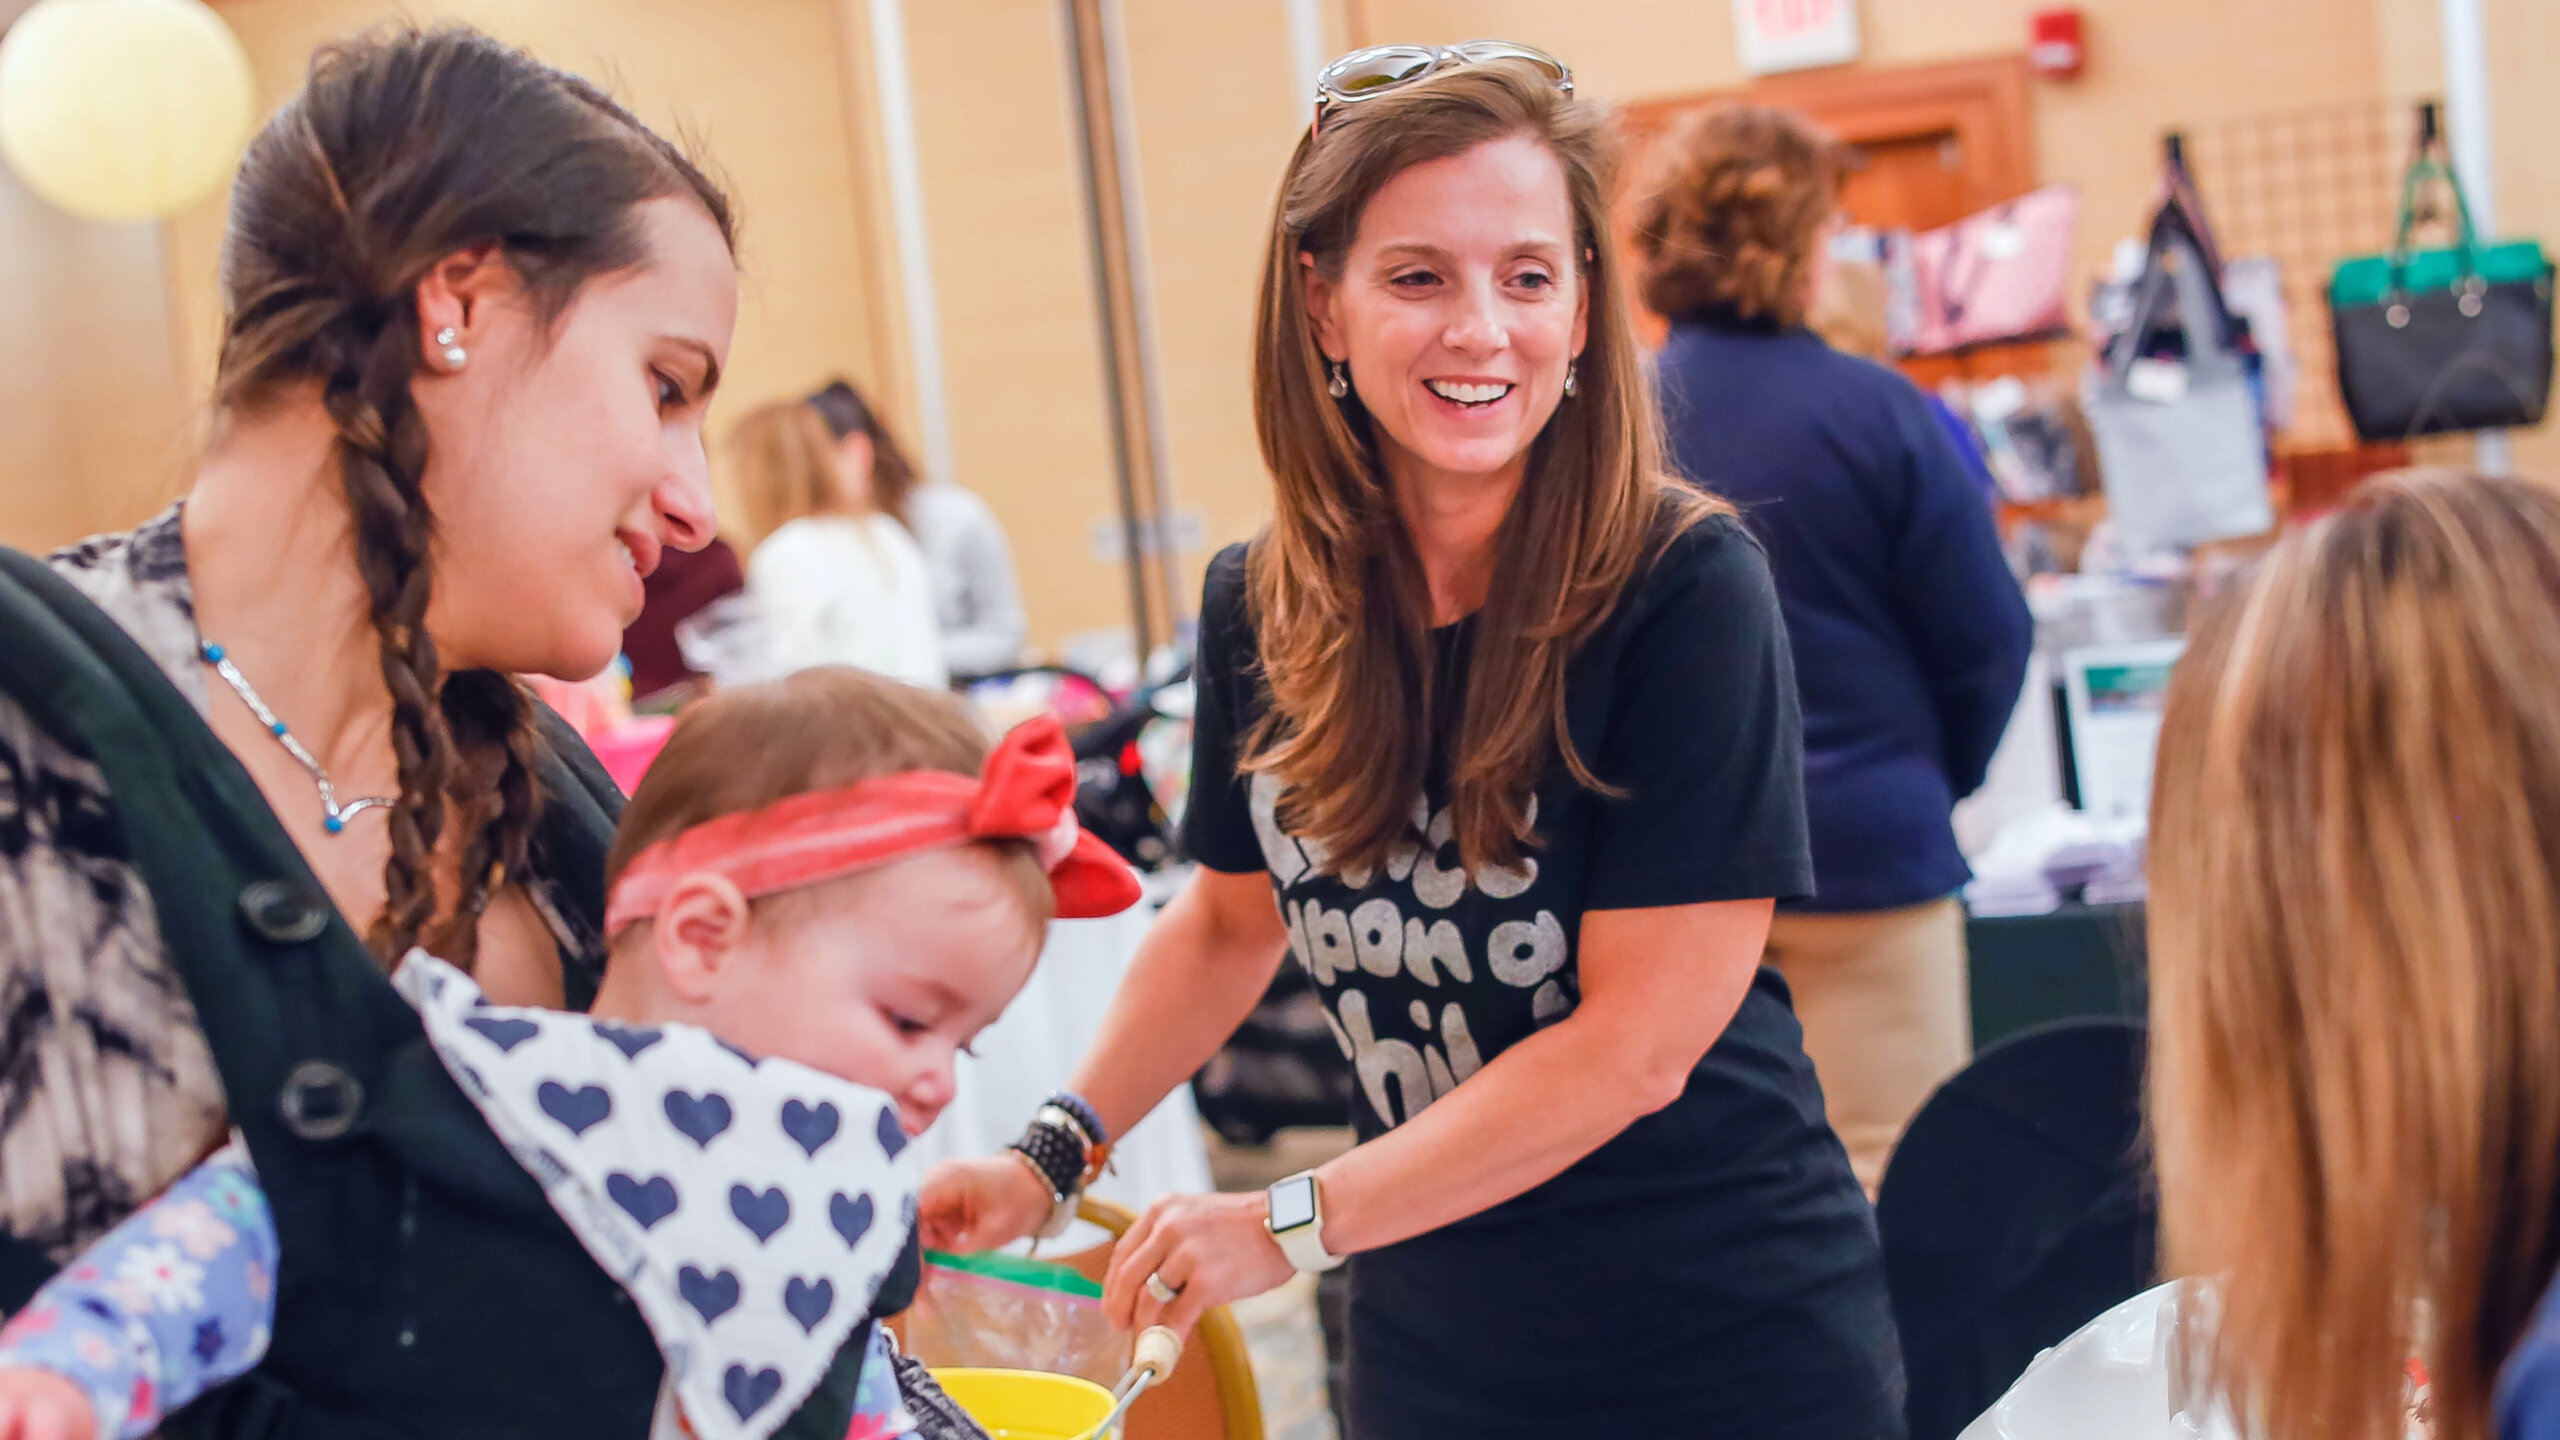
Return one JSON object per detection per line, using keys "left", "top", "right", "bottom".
{"left": 1562, "top": 361, "right": 1579, "bottom": 399}
{"left": 436, "top": 326, "right": 468, "bottom": 372}
{"left": 1327, "top": 359, "right": 1349, "bottom": 400}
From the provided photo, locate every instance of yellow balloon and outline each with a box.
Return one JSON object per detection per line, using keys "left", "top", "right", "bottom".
{"left": 0, "top": 0, "right": 255, "bottom": 223}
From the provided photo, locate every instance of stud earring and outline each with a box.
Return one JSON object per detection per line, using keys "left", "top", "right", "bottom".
{"left": 435, "top": 326, "right": 467, "bottom": 371}
{"left": 1562, "top": 361, "right": 1579, "bottom": 399}
{"left": 1327, "top": 360, "right": 1349, "bottom": 400}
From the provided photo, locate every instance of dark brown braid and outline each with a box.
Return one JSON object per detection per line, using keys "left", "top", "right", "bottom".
{"left": 211, "top": 26, "right": 734, "bottom": 965}
{"left": 316, "top": 300, "right": 451, "bottom": 957}
{"left": 434, "top": 670, "right": 543, "bottom": 965}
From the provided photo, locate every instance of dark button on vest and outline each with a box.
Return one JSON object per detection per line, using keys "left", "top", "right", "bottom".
{"left": 277, "top": 1059, "right": 365, "bottom": 1143}
{"left": 240, "top": 880, "right": 329, "bottom": 945}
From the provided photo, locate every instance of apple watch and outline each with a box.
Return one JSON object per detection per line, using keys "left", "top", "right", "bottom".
{"left": 1265, "top": 1169, "right": 1346, "bottom": 1272}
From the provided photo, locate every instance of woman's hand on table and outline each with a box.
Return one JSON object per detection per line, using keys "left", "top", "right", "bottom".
{"left": 1104, "top": 1190, "right": 1296, "bottom": 1335}
{"left": 917, "top": 1154, "right": 1053, "bottom": 1254}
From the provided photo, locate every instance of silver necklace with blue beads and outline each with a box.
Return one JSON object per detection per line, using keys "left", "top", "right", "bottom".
{"left": 200, "top": 641, "right": 395, "bottom": 834}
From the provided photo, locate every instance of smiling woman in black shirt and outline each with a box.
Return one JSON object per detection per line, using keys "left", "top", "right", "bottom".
{"left": 919, "top": 45, "right": 1903, "bottom": 1439}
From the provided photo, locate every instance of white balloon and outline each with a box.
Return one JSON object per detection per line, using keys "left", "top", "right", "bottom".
{"left": 0, "top": 0, "right": 256, "bottom": 223}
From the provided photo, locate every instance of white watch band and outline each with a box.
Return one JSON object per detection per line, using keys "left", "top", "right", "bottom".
{"left": 1265, "top": 1170, "right": 1346, "bottom": 1273}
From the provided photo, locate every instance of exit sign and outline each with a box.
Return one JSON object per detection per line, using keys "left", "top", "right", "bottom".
{"left": 1733, "top": 0, "right": 1862, "bottom": 74}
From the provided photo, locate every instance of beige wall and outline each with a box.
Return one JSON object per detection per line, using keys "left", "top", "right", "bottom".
{"left": 1107, "top": 0, "right": 2554, "bottom": 540}
{"left": 1360, "top": 0, "right": 2388, "bottom": 386}
{"left": 7, "top": 0, "right": 2556, "bottom": 609}
{"left": 2481, "top": 0, "right": 2560, "bottom": 477}
{"left": 893, "top": 0, "right": 1128, "bottom": 651}
{"left": 1116, "top": 0, "right": 1315, "bottom": 618}
{"left": 150, "top": 0, "right": 899, "bottom": 539}
{"left": 0, "top": 166, "right": 195, "bottom": 550}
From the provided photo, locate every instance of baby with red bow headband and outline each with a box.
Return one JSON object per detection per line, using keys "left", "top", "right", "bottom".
{"left": 0, "top": 667, "right": 1139, "bottom": 1440}
{"left": 593, "top": 665, "right": 1143, "bottom": 1138}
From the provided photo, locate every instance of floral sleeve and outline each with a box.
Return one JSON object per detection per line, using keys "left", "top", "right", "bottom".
{"left": 0, "top": 1136, "right": 276, "bottom": 1439}
{"left": 844, "top": 1325, "right": 918, "bottom": 1439}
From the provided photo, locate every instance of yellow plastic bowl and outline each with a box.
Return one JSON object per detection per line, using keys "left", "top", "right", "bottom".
{"left": 930, "top": 1368, "right": 1119, "bottom": 1440}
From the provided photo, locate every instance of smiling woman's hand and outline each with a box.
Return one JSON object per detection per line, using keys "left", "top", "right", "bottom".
{"left": 1101, "top": 1190, "right": 1298, "bottom": 1336}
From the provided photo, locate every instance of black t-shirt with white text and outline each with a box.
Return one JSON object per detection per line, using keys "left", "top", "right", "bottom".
{"left": 1183, "top": 511, "right": 1905, "bottom": 1438}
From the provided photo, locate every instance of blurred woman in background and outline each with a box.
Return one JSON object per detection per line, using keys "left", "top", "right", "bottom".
{"left": 2150, "top": 469, "right": 2560, "bottom": 1440}
{"left": 808, "top": 378, "right": 1027, "bottom": 679}
{"left": 728, "top": 395, "right": 947, "bottom": 688}
{"left": 1632, "top": 104, "right": 2032, "bottom": 1194}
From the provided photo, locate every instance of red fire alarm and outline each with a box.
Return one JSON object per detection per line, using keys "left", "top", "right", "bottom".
{"left": 2030, "top": 8, "right": 2085, "bottom": 78}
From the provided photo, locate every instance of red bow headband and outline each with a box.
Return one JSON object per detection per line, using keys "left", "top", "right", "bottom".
{"left": 604, "top": 714, "right": 1144, "bottom": 936}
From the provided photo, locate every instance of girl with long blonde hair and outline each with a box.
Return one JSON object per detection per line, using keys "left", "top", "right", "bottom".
{"left": 2151, "top": 469, "right": 2560, "bottom": 1440}
{"left": 920, "top": 45, "right": 1900, "bottom": 1438}
{"left": 726, "top": 396, "right": 947, "bottom": 689}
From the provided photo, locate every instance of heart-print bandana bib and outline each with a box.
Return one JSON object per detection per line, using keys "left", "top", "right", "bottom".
{"left": 394, "top": 951, "right": 919, "bottom": 1440}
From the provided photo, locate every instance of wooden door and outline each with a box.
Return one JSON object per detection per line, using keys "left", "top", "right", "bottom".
{"left": 1841, "top": 130, "right": 1973, "bottom": 234}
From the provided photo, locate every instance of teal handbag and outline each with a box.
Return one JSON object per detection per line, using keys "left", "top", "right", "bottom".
{"left": 2328, "top": 108, "right": 2553, "bottom": 441}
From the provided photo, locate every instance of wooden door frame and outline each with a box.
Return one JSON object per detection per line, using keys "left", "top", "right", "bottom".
{"left": 1617, "top": 53, "right": 2037, "bottom": 213}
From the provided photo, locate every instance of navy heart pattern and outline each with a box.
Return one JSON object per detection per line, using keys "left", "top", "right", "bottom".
{"left": 397, "top": 951, "right": 931, "bottom": 1436}
{"left": 829, "top": 1192, "right": 875, "bottom": 1249}
{"left": 536, "top": 1081, "right": 611, "bottom": 1137}
{"left": 783, "top": 1276, "right": 834, "bottom": 1333}
{"left": 724, "top": 1364, "right": 784, "bottom": 1420}
{"left": 463, "top": 1015, "right": 541, "bottom": 1052}
{"left": 595, "top": 1023, "right": 663, "bottom": 1060}
{"left": 679, "top": 1265, "right": 740, "bottom": 1324}
{"left": 780, "top": 1099, "right": 840, "bottom": 1157}
{"left": 606, "top": 1172, "right": 679, "bottom": 1229}
{"left": 664, "top": 1090, "right": 733, "bottom": 1148}
{"left": 729, "top": 1184, "right": 790, "bottom": 1244}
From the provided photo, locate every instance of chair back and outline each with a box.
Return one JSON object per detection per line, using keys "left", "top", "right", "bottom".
{"left": 1877, "top": 1017, "right": 2157, "bottom": 1440}
{"left": 1054, "top": 1198, "right": 1266, "bottom": 1440}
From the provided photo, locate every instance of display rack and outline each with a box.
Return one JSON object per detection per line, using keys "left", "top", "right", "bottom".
{"left": 2181, "top": 96, "right": 2438, "bottom": 452}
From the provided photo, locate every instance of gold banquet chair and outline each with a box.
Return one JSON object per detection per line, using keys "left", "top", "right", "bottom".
{"left": 1053, "top": 1197, "right": 1267, "bottom": 1440}
{"left": 892, "top": 1196, "right": 1268, "bottom": 1440}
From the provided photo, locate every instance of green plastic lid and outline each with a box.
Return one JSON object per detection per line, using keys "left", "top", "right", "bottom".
{"left": 923, "top": 1248, "right": 1106, "bottom": 1300}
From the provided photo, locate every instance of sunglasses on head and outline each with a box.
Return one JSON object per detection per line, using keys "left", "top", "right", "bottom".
{"left": 1312, "top": 40, "right": 1572, "bottom": 136}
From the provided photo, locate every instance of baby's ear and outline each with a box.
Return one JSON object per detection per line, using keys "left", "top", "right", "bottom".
{"left": 650, "top": 873, "right": 754, "bottom": 1002}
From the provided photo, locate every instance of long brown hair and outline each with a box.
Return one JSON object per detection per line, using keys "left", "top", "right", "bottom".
{"left": 1247, "top": 57, "right": 1719, "bottom": 877}
{"left": 2150, "top": 469, "right": 2560, "bottom": 1440}
{"left": 214, "top": 26, "right": 734, "bottom": 967}
{"left": 726, "top": 399, "right": 856, "bottom": 550}
{"left": 807, "top": 378, "right": 920, "bottom": 530}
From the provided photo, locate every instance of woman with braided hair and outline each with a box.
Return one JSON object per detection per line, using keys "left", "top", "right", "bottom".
{"left": 0, "top": 24, "right": 743, "bottom": 1422}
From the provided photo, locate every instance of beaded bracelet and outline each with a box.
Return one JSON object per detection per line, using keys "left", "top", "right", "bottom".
{"left": 1046, "top": 1090, "right": 1109, "bottom": 1150}
{"left": 1009, "top": 1114, "right": 1090, "bottom": 1203}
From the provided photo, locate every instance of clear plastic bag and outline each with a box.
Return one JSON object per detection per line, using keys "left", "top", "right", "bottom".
{"left": 902, "top": 1250, "right": 1131, "bottom": 1391}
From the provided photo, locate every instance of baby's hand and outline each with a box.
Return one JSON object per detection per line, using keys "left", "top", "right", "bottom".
{"left": 0, "top": 1367, "right": 96, "bottom": 1440}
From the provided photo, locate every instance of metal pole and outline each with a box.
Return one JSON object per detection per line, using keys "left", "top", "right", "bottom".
{"left": 1096, "top": 0, "right": 1188, "bottom": 650}
{"left": 2439, "top": 0, "right": 2512, "bottom": 474}
{"left": 1061, "top": 0, "right": 1161, "bottom": 666}
{"left": 865, "top": 0, "right": 959, "bottom": 493}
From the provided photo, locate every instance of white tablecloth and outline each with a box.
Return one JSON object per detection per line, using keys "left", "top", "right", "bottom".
{"left": 905, "top": 899, "right": 1213, "bottom": 1225}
